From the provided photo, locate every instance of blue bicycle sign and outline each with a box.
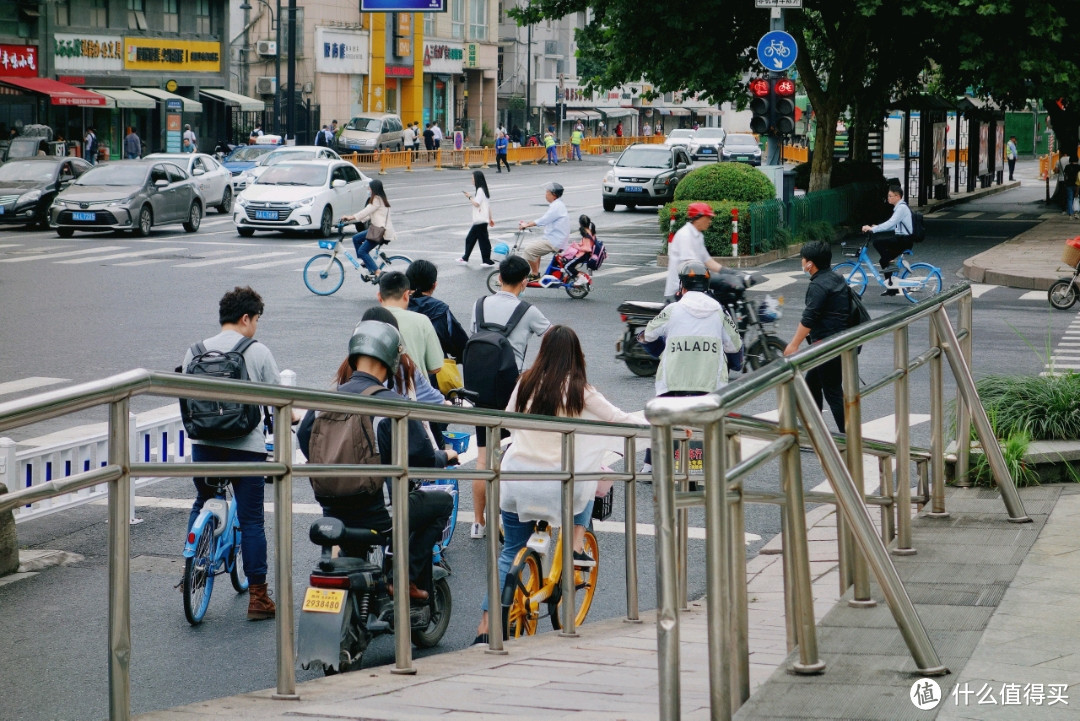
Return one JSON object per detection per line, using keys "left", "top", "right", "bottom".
{"left": 757, "top": 31, "right": 798, "bottom": 72}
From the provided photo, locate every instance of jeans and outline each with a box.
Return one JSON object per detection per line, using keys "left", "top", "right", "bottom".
{"left": 188, "top": 445, "right": 269, "bottom": 585}
{"left": 480, "top": 502, "right": 594, "bottom": 613}
{"left": 806, "top": 355, "right": 845, "bottom": 433}
{"left": 571, "top": 144, "right": 582, "bottom": 160}
{"left": 351, "top": 229, "right": 380, "bottom": 273}
{"left": 546, "top": 146, "right": 558, "bottom": 164}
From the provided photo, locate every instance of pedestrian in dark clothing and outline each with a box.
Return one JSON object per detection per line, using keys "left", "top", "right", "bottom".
{"left": 123, "top": 126, "right": 141, "bottom": 159}
{"left": 494, "top": 132, "right": 510, "bottom": 173}
{"left": 407, "top": 259, "right": 470, "bottom": 363}
{"left": 423, "top": 123, "right": 435, "bottom": 159}
{"left": 784, "top": 241, "right": 849, "bottom": 433}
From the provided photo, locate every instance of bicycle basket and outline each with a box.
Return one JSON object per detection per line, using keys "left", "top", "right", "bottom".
{"left": 1062, "top": 237, "right": 1080, "bottom": 267}
{"left": 492, "top": 242, "right": 510, "bottom": 261}
{"left": 318, "top": 240, "right": 337, "bottom": 250}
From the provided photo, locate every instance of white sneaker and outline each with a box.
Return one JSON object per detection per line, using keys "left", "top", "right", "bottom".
{"left": 639, "top": 462, "right": 652, "bottom": 474}
{"left": 456, "top": 258, "right": 469, "bottom": 266}
{"left": 470, "top": 522, "right": 486, "bottom": 539}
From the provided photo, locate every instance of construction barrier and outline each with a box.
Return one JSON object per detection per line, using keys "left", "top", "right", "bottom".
{"left": 783, "top": 145, "right": 809, "bottom": 164}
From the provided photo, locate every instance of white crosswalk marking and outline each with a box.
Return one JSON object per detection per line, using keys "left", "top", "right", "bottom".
{"left": 238, "top": 256, "right": 305, "bottom": 270}
{"left": 0, "top": 246, "right": 126, "bottom": 263}
{"left": 999, "top": 213, "right": 1020, "bottom": 219}
{"left": 1045, "top": 315, "right": 1080, "bottom": 373}
{"left": 173, "top": 252, "right": 253, "bottom": 268}
{"left": 58, "top": 247, "right": 186, "bottom": 264}
{"left": 614, "top": 270, "right": 667, "bottom": 286}
{"left": 113, "top": 258, "right": 175, "bottom": 267}
{"left": 957, "top": 212, "right": 984, "bottom": 219}
{"left": 0, "top": 377, "right": 69, "bottom": 396}
{"left": 1018, "top": 290, "right": 1045, "bottom": 301}
{"left": 969, "top": 284, "right": 999, "bottom": 298}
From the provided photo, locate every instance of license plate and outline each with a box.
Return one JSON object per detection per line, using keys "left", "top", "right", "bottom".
{"left": 701, "top": 148, "right": 715, "bottom": 154}
{"left": 72, "top": 211, "right": 95, "bottom": 221}
{"left": 0, "top": 206, "right": 4, "bottom": 214}
{"left": 254, "top": 210, "right": 278, "bottom": 220}
{"left": 623, "top": 185, "right": 642, "bottom": 193}
{"left": 302, "top": 587, "right": 346, "bottom": 613}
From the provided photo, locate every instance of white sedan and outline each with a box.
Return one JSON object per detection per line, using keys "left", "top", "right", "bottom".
{"left": 664, "top": 129, "right": 695, "bottom": 148}
{"left": 234, "top": 146, "right": 342, "bottom": 191}
{"left": 234, "top": 159, "right": 371, "bottom": 237}
{"left": 143, "top": 153, "right": 234, "bottom": 214}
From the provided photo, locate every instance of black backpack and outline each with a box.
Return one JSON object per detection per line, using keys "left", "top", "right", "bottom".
{"left": 462, "top": 298, "right": 531, "bottom": 409}
{"left": 909, "top": 210, "right": 926, "bottom": 243}
{"left": 179, "top": 337, "right": 263, "bottom": 440}
{"left": 847, "top": 286, "right": 871, "bottom": 328}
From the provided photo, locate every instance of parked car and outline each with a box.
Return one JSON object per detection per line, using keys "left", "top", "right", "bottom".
{"left": 221, "top": 145, "right": 276, "bottom": 186}
{"left": 720, "top": 133, "right": 763, "bottom": 166}
{"left": 335, "top": 113, "right": 404, "bottom": 153}
{"left": 0, "top": 157, "right": 92, "bottom": 227}
{"left": 49, "top": 160, "right": 205, "bottom": 238}
{"left": 234, "top": 159, "right": 371, "bottom": 237}
{"left": 3, "top": 137, "right": 51, "bottom": 163}
{"left": 144, "top": 152, "right": 234, "bottom": 213}
{"left": 234, "top": 146, "right": 341, "bottom": 191}
{"left": 664, "top": 129, "right": 695, "bottom": 149}
{"left": 688, "top": 127, "right": 727, "bottom": 161}
{"left": 602, "top": 143, "right": 693, "bottom": 212}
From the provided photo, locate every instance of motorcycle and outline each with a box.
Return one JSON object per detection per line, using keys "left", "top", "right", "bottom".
{"left": 296, "top": 517, "right": 452, "bottom": 675}
{"left": 615, "top": 269, "right": 785, "bottom": 378}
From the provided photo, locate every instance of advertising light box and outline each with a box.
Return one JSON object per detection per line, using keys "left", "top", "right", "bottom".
{"left": 361, "top": 0, "right": 446, "bottom": 11}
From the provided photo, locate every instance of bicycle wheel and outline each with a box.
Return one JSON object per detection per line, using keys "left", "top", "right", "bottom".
{"left": 381, "top": 254, "right": 413, "bottom": 275}
{"left": 183, "top": 516, "right": 217, "bottom": 625}
{"left": 899, "top": 263, "right": 943, "bottom": 303}
{"left": 564, "top": 279, "right": 590, "bottom": 299}
{"left": 551, "top": 530, "right": 599, "bottom": 631}
{"left": 1048, "top": 278, "right": 1079, "bottom": 310}
{"left": 229, "top": 528, "right": 248, "bottom": 592}
{"left": 502, "top": 549, "right": 542, "bottom": 639}
{"left": 303, "top": 254, "right": 345, "bottom": 296}
{"left": 832, "top": 261, "right": 868, "bottom": 296}
{"left": 745, "top": 336, "right": 787, "bottom": 371}
{"left": 412, "top": 577, "right": 453, "bottom": 648}
{"left": 486, "top": 269, "right": 503, "bottom": 294}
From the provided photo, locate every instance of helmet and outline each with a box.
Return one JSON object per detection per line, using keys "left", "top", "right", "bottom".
{"left": 543, "top": 182, "right": 564, "bottom": 198}
{"left": 678, "top": 260, "right": 711, "bottom": 292}
{"left": 686, "top": 202, "right": 715, "bottom": 220}
{"left": 348, "top": 321, "right": 403, "bottom": 375}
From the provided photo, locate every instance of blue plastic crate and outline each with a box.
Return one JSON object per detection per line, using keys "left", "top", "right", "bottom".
{"left": 318, "top": 240, "right": 337, "bottom": 250}
{"left": 441, "top": 431, "right": 471, "bottom": 454}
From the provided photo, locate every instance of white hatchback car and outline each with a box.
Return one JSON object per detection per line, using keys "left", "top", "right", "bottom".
{"left": 234, "top": 159, "right": 371, "bottom": 237}
{"left": 664, "top": 129, "right": 695, "bottom": 149}
{"left": 144, "top": 153, "right": 235, "bottom": 214}
{"left": 234, "top": 146, "right": 342, "bottom": 191}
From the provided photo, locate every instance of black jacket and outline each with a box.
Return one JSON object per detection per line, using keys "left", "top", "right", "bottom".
{"left": 408, "top": 293, "right": 469, "bottom": 362}
{"left": 800, "top": 269, "right": 849, "bottom": 344}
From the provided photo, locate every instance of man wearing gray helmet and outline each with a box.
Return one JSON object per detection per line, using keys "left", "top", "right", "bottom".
{"left": 517, "top": 182, "right": 570, "bottom": 281}
{"left": 297, "top": 320, "right": 455, "bottom": 601}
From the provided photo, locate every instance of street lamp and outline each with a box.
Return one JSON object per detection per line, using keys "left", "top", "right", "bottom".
{"left": 240, "top": 0, "right": 280, "bottom": 136}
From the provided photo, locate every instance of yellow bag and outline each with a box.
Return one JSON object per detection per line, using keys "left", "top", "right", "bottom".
{"left": 436, "top": 358, "right": 463, "bottom": 394}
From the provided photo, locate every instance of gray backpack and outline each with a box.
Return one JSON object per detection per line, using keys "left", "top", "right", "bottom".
{"left": 307, "top": 385, "right": 384, "bottom": 499}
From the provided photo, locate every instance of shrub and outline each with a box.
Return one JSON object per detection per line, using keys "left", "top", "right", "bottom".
{"left": 968, "top": 373, "right": 1080, "bottom": 442}
{"left": 792, "top": 159, "right": 888, "bottom": 192}
{"left": 656, "top": 201, "right": 749, "bottom": 257}
{"left": 673, "top": 163, "right": 775, "bottom": 203}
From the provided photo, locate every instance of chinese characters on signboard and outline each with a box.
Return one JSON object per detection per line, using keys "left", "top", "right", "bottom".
{"left": 315, "top": 28, "right": 369, "bottom": 74}
{"left": 123, "top": 38, "right": 221, "bottom": 72}
{"left": 0, "top": 45, "right": 38, "bottom": 77}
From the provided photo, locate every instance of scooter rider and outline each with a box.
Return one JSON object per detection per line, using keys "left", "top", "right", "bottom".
{"left": 297, "top": 321, "right": 455, "bottom": 601}
{"left": 664, "top": 202, "right": 724, "bottom": 303}
{"left": 518, "top": 182, "right": 570, "bottom": 282}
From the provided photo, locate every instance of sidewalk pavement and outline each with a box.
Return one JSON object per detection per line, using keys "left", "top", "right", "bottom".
{"left": 136, "top": 482, "right": 1079, "bottom": 721}
{"left": 962, "top": 211, "right": 1078, "bottom": 290}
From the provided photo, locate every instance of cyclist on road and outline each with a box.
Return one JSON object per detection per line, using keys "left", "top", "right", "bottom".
{"left": 518, "top": 182, "right": 570, "bottom": 281}
{"left": 861, "top": 184, "right": 912, "bottom": 296}
{"left": 341, "top": 179, "right": 396, "bottom": 280}
{"left": 664, "top": 202, "right": 724, "bottom": 303}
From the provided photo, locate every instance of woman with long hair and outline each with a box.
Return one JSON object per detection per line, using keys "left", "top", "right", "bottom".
{"left": 457, "top": 170, "right": 495, "bottom": 267}
{"left": 341, "top": 179, "right": 396, "bottom": 279}
{"left": 472, "top": 325, "right": 645, "bottom": 645}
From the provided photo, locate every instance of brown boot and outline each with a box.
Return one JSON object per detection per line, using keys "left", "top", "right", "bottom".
{"left": 247, "top": 582, "right": 276, "bottom": 621}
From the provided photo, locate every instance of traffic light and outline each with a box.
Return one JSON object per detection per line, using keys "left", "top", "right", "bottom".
{"left": 748, "top": 78, "right": 772, "bottom": 135}
{"left": 772, "top": 77, "right": 797, "bottom": 135}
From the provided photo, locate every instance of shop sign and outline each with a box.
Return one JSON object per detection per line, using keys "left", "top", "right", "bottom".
{"left": 422, "top": 43, "right": 463, "bottom": 74}
{"left": 385, "top": 65, "right": 413, "bottom": 78}
{"left": 315, "top": 28, "right": 369, "bottom": 75}
{"left": 54, "top": 35, "right": 122, "bottom": 72}
{"left": 123, "top": 38, "right": 221, "bottom": 73}
{"left": 0, "top": 44, "right": 38, "bottom": 77}
{"left": 465, "top": 43, "right": 479, "bottom": 69}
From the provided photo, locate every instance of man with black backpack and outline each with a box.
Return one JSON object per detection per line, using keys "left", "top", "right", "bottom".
{"left": 462, "top": 255, "right": 550, "bottom": 539}
{"left": 180, "top": 286, "right": 282, "bottom": 621}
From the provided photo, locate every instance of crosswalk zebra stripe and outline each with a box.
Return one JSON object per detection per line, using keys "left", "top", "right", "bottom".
{"left": 0, "top": 246, "right": 126, "bottom": 263}
{"left": 238, "top": 257, "right": 305, "bottom": 270}
{"left": 969, "top": 284, "right": 999, "bottom": 298}
{"left": 0, "top": 377, "right": 69, "bottom": 396}
{"left": 174, "top": 252, "right": 259, "bottom": 268}
{"left": 58, "top": 247, "right": 187, "bottom": 264}
{"left": 1018, "top": 290, "right": 1046, "bottom": 301}
{"left": 614, "top": 270, "right": 667, "bottom": 286}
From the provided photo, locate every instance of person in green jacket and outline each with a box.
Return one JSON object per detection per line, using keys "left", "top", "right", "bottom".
{"left": 570, "top": 127, "right": 584, "bottom": 161}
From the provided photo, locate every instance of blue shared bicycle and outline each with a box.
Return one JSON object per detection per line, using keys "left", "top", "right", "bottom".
{"left": 834, "top": 234, "right": 943, "bottom": 303}
{"left": 182, "top": 479, "right": 249, "bottom": 625}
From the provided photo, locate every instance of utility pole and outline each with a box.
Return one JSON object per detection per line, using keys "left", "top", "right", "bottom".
{"left": 766, "top": 8, "right": 784, "bottom": 166}
{"left": 525, "top": 23, "right": 532, "bottom": 134}
{"left": 285, "top": 0, "right": 297, "bottom": 142}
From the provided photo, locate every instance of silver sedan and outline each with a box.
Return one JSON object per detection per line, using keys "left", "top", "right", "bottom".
{"left": 144, "top": 152, "right": 234, "bottom": 213}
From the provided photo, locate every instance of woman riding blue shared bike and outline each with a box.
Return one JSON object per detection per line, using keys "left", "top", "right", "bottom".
{"left": 342, "top": 179, "right": 395, "bottom": 281}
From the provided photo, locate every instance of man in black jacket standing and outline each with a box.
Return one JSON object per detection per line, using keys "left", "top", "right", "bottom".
{"left": 784, "top": 241, "right": 849, "bottom": 433}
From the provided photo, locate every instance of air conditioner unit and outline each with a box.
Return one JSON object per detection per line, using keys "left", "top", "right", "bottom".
{"left": 256, "top": 77, "right": 277, "bottom": 95}
{"left": 257, "top": 40, "right": 278, "bottom": 57}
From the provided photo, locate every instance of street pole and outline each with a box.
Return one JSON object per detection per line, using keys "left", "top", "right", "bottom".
{"left": 286, "top": 0, "right": 297, "bottom": 142}
{"left": 766, "top": 8, "right": 783, "bottom": 166}
{"left": 525, "top": 23, "right": 532, "bottom": 134}
{"left": 274, "top": 0, "right": 281, "bottom": 136}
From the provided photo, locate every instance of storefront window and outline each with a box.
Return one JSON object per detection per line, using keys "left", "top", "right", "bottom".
{"left": 55, "top": 0, "right": 70, "bottom": 26}
{"left": 468, "top": 0, "right": 487, "bottom": 41}
{"left": 90, "top": 0, "right": 107, "bottom": 26}
{"left": 163, "top": 0, "right": 178, "bottom": 33}
{"left": 451, "top": 0, "right": 464, "bottom": 40}
{"left": 195, "top": 0, "right": 212, "bottom": 35}
{"left": 424, "top": 13, "right": 435, "bottom": 36}
{"left": 127, "top": 0, "right": 147, "bottom": 31}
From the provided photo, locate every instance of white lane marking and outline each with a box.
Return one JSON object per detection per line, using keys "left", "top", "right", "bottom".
{"left": 174, "top": 252, "right": 262, "bottom": 268}
{"left": 595, "top": 266, "right": 638, "bottom": 276}
{"left": 614, "top": 270, "right": 667, "bottom": 286}
{"left": 58, "top": 247, "right": 186, "bottom": 264}
{"left": 750, "top": 271, "right": 803, "bottom": 292}
{"left": 0, "top": 243, "right": 22, "bottom": 249}
{"left": 1019, "top": 290, "right": 1046, "bottom": 301}
{"left": 113, "top": 259, "right": 175, "bottom": 267}
{"left": 0, "top": 246, "right": 126, "bottom": 263}
{"left": 0, "top": 377, "right": 69, "bottom": 396}
{"left": 957, "top": 212, "right": 984, "bottom": 219}
{"left": 998, "top": 213, "right": 1020, "bottom": 219}
{"left": 969, "top": 284, "right": 999, "bottom": 298}
{"left": 238, "top": 256, "right": 306, "bottom": 270}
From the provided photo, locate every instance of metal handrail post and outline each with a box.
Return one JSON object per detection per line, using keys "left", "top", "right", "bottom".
{"left": 559, "top": 431, "right": 577, "bottom": 637}
{"left": 926, "top": 321, "right": 949, "bottom": 518}
{"left": 779, "top": 498, "right": 796, "bottom": 651}
{"left": 703, "top": 419, "right": 731, "bottom": 720}
{"left": 878, "top": 456, "right": 895, "bottom": 545}
{"left": 623, "top": 436, "right": 641, "bottom": 623}
{"left": 273, "top": 402, "right": 298, "bottom": 699}
{"left": 652, "top": 421, "right": 680, "bottom": 721}
{"left": 676, "top": 436, "right": 689, "bottom": 611}
{"left": 893, "top": 326, "right": 916, "bottom": 554}
{"left": 930, "top": 309, "right": 1031, "bottom": 522}
{"left": 953, "top": 296, "right": 974, "bottom": 486}
{"left": 842, "top": 349, "right": 875, "bottom": 608}
{"left": 726, "top": 431, "right": 750, "bottom": 708}
{"left": 779, "top": 383, "right": 825, "bottom": 674}
{"left": 485, "top": 424, "right": 507, "bottom": 653}
{"left": 107, "top": 399, "right": 132, "bottom": 721}
{"left": 390, "top": 416, "right": 415, "bottom": 674}
{"left": 792, "top": 374, "right": 947, "bottom": 675}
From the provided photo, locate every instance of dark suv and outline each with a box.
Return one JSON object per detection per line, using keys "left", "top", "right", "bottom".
{"left": 601, "top": 144, "right": 693, "bottom": 212}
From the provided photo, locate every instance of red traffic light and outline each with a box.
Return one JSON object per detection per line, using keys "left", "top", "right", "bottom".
{"left": 749, "top": 78, "right": 770, "bottom": 97}
{"left": 773, "top": 78, "right": 796, "bottom": 96}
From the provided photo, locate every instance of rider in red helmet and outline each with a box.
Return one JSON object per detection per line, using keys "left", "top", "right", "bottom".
{"left": 664, "top": 202, "right": 724, "bottom": 302}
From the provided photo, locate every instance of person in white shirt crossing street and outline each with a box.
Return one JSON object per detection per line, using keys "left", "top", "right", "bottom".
{"left": 663, "top": 202, "right": 724, "bottom": 302}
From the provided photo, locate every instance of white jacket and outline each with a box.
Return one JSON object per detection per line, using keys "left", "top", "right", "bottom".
{"left": 470, "top": 188, "right": 491, "bottom": 226}
{"left": 643, "top": 291, "right": 741, "bottom": 395}
{"left": 350, "top": 196, "right": 396, "bottom": 241}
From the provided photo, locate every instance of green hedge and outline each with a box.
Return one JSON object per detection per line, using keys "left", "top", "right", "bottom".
{"left": 792, "top": 159, "right": 888, "bottom": 192}
{"left": 673, "top": 162, "right": 775, "bottom": 203}
{"left": 656, "top": 201, "right": 751, "bottom": 257}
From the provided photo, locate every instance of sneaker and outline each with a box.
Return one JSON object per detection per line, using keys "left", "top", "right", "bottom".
{"left": 639, "top": 462, "right": 652, "bottom": 475}
{"left": 527, "top": 273, "right": 541, "bottom": 282}
{"left": 456, "top": 257, "right": 469, "bottom": 265}
{"left": 482, "top": 260, "right": 496, "bottom": 267}
{"left": 881, "top": 289, "right": 900, "bottom": 296}
{"left": 573, "top": 550, "right": 597, "bottom": 568}
{"left": 470, "top": 522, "right": 486, "bottom": 539}
{"left": 472, "top": 633, "right": 489, "bottom": 646}
{"left": 360, "top": 273, "right": 371, "bottom": 282}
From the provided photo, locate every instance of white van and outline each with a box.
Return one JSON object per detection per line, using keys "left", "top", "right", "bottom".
{"left": 336, "top": 113, "right": 404, "bottom": 153}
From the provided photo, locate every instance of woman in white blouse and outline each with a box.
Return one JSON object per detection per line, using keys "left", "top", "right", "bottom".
{"left": 457, "top": 170, "right": 495, "bottom": 267}
{"left": 341, "top": 179, "right": 396, "bottom": 279}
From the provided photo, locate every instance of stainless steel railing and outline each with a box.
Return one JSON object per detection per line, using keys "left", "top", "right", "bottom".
{"left": 646, "top": 281, "right": 1031, "bottom": 721}
{"left": 0, "top": 369, "right": 652, "bottom": 720}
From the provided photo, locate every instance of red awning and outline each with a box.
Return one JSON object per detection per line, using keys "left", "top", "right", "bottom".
{"left": 0, "top": 77, "right": 107, "bottom": 107}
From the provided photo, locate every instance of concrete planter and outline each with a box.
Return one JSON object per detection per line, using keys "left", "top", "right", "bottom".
{"left": 657, "top": 242, "right": 803, "bottom": 270}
